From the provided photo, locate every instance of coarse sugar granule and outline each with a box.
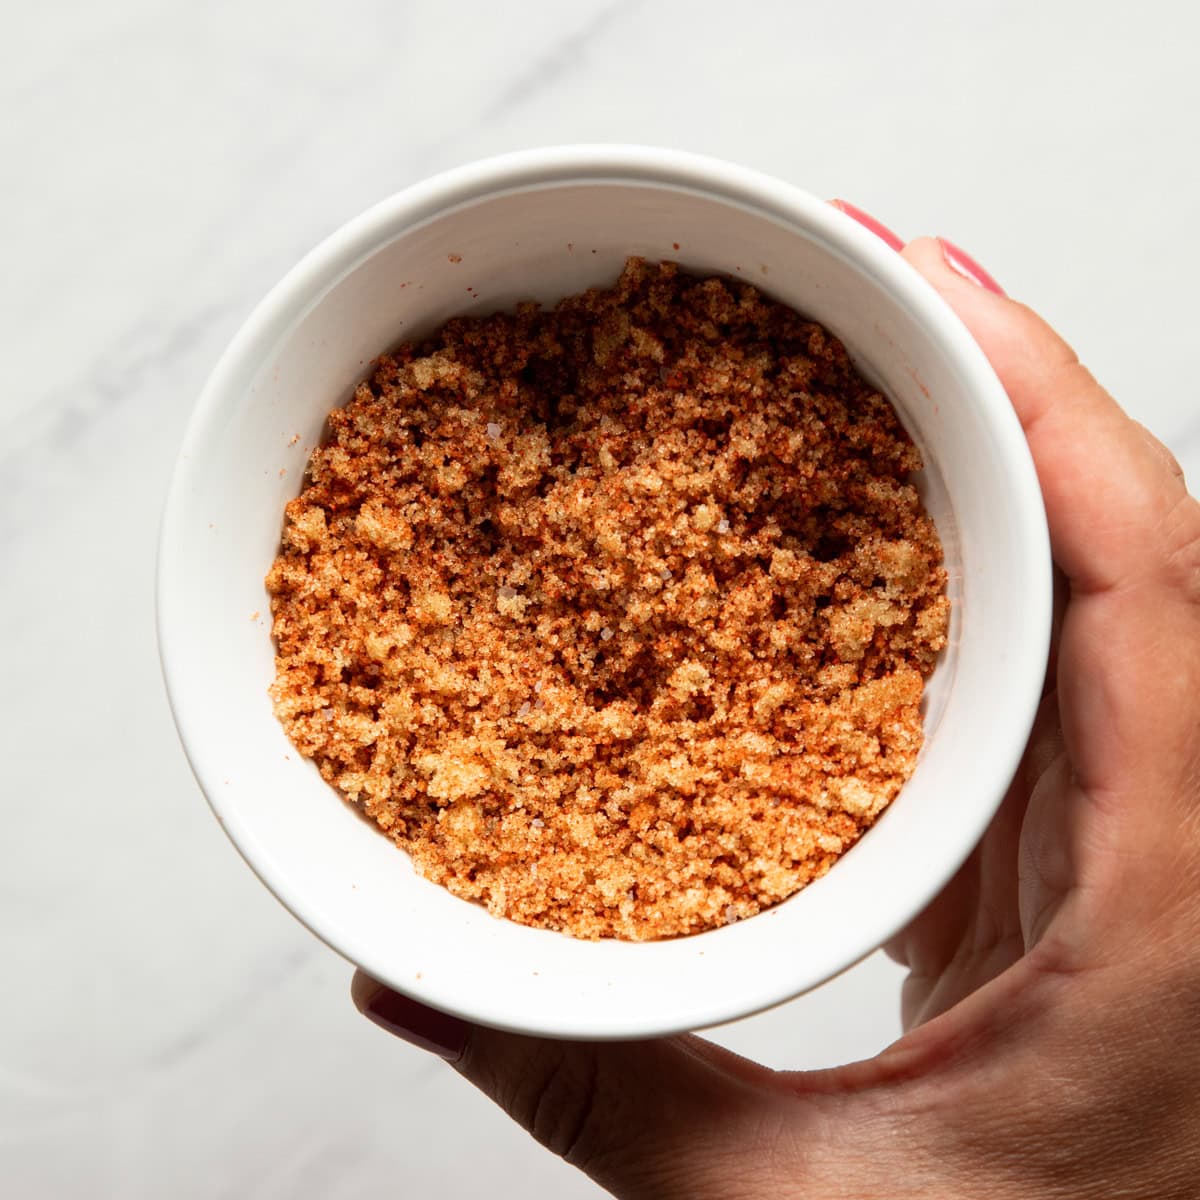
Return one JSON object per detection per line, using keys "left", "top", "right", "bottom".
{"left": 266, "top": 258, "right": 950, "bottom": 940}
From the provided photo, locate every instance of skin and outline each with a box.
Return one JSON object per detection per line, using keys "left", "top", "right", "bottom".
{"left": 352, "top": 237, "right": 1200, "bottom": 1199}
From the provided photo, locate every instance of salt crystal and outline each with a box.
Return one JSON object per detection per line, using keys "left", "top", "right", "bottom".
{"left": 531, "top": 817, "right": 545, "bottom": 828}
{"left": 533, "top": 680, "right": 543, "bottom": 693}
{"left": 498, "top": 585, "right": 516, "bottom": 599}
{"left": 717, "top": 518, "right": 731, "bottom": 534}
{"left": 486, "top": 421, "right": 501, "bottom": 439}
{"left": 517, "top": 701, "right": 531, "bottom": 717}
{"left": 600, "top": 627, "right": 614, "bottom": 641}
{"left": 725, "top": 905, "right": 739, "bottom": 924}
{"left": 659, "top": 567, "right": 672, "bottom": 581}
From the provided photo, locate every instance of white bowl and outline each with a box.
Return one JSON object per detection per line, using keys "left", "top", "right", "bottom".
{"left": 158, "top": 146, "right": 1051, "bottom": 1039}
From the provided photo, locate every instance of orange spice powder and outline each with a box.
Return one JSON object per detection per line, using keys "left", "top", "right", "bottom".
{"left": 266, "top": 259, "right": 949, "bottom": 940}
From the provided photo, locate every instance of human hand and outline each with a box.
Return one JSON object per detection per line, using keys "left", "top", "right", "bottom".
{"left": 351, "top": 218, "right": 1200, "bottom": 1199}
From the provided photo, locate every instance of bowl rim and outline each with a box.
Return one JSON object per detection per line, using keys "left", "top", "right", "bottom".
{"left": 157, "top": 144, "right": 1052, "bottom": 1037}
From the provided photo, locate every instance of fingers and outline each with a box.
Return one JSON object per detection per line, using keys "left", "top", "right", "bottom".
{"left": 351, "top": 972, "right": 800, "bottom": 1200}
{"left": 833, "top": 203, "right": 1200, "bottom": 901}
{"left": 886, "top": 233, "right": 1200, "bottom": 819}
{"left": 898, "top": 235, "right": 1198, "bottom": 603}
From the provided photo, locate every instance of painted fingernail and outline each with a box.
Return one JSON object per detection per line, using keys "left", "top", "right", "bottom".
{"left": 937, "top": 237, "right": 1005, "bottom": 295}
{"left": 352, "top": 976, "right": 469, "bottom": 1062}
{"left": 830, "top": 199, "right": 905, "bottom": 251}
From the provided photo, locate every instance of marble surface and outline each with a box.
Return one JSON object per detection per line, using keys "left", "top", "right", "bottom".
{"left": 5, "top": 1, "right": 1199, "bottom": 1195}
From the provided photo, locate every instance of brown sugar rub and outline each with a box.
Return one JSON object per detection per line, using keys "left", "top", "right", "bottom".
{"left": 266, "top": 259, "right": 949, "bottom": 940}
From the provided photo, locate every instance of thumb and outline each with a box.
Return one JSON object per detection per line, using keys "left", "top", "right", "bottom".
{"left": 351, "top": 972, "right": 812, "bottom": 1200}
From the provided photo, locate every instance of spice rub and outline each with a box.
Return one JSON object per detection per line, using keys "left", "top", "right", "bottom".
{"left": 266, "top": 258, "right": 949, "bottom": 939}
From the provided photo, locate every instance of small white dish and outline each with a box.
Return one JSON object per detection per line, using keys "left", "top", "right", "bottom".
{"left": 157, "top": 146, "right": 1051, "bottom": 1039}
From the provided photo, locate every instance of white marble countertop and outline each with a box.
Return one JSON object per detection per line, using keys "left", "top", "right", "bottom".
{"left": 5, "top": 2, "right": 1199, "bottom": 1195}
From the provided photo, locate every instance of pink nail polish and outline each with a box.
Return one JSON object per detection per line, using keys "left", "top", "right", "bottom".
{"left": 830, "top": 199, "right": 905, "bottom": 252}
{"left": 355, "top": 982, "right": 469, "bottom": 1061}
{"left": 938, "top": 237, "right": 1005, "bottom": 295}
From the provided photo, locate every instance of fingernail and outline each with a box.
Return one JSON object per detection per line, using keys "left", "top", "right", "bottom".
{"left": 352, "top": 977, "right": 469, "bottom": 1062}
{"left": 937, "top": 237, "right": 1005, "bottom": 295}
{"left": 830, "top": 199, "right": 905, "bottom": 251}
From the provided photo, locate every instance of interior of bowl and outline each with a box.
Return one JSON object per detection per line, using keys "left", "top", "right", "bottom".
{"left": 159, "top": 151, "right": 1049, "bottom": 1038}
